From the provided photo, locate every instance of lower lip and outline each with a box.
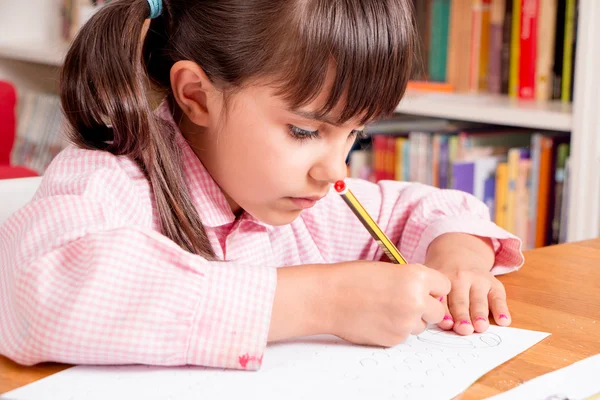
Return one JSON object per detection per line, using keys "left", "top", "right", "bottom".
{"left": 289, "top": 197, "right": 318, "bottom": 209}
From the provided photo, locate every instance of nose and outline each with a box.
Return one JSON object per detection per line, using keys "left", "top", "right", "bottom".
{"left": 309, "top": 146, "right": 348, "bottom": 184}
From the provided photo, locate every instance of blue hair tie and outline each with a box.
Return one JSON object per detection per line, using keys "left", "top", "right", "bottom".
{"left": 147, "top": 0, "right": 162, "bottom": 19}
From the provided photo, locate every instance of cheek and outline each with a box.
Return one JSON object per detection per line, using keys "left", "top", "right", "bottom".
{"left": 216, "top": 125, "right": 296, "bottom": 190}
{"left": 230, "top": 123, "right": 313, "bottom": 172}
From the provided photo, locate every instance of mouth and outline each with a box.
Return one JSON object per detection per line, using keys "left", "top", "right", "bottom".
{"left": 287, "top": 194, "right": 328, "bottom": 209}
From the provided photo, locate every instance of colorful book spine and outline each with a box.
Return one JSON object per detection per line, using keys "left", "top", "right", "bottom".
{"left": 535, "top": 136, "right": 553, "bottom": 247}
{"left": 558, "top": 156, "right": 570, "bottom": 243}
{"left": 453, "top": 162, "right": 475, "bottom": 194}
{"left": 551, "top": 0, "right": 566, "bottom": 99}
{"left": 551, "top": 143, "right": 569, "bottom": 243}
{"left": 469, "top": 0, "right": 484, "bottom": 92}
{"left": 439, "top": 136, "right": 450, "bottom": 189}
{"left": 505, "top": 148, "right": 524, "bottom": 234}
{"left": 447, "top": 0, "right": 474, "bottom": 92}
{"left": 519, "top": 0, "right": 539, "bottom": 99}
{"left": 429, "top": 0, "right": 452, "bottom": 82}
{"left": 500, "top": 0, "right": 513, "bottom": 93}
{"left": 488, "top": 0, "right": 506, "bottom": 93}
{"left": 535, "top": 0, "right": 558, "bottom": 101}
{"left": 528, "top": 134, "right": 542, "bottom": 247}
{"left": 561, "top": 0, "right": 576, "bottom": 102}
{"left": 495, "top": 162, "right": 509, "bottom": 229}
{"left": 395, "top": 137, "right": 406, "bottom": 181}
{"left": 478, "top": 0, "right": 493, "bottom": 90}
{"left": 515, "top": 158, "right": 532, "bottom": 247}
{"left": 386, "top": 136, "right": 397, "bottom": 180}
{"left": 432, "top": 134, "right": 441, "bottom": 187}
{"left": 373, "top": 136, "right": 387, "bottom": 182}
{"left": 484, "top": 174, "right": 497, "bottom": 220}
{"left": 509, "top": 0, "right": 522, "bottom": 97}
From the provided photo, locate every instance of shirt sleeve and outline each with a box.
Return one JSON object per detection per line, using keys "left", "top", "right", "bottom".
{"left": 302, "top": 179, "right": 523, "bottom": 275}
{"left": 0, "top": 150, "right": 276, "bottom": 370}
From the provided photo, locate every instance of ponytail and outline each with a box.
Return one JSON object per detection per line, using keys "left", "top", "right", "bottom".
{"left": 59, "top": 0, "right": 217, "bottom": 260}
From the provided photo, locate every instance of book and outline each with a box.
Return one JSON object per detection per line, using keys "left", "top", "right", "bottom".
{"left": 518, "top": 0, "right": 539, "bottom": 99}
{"left": 428, "top": 0, "right": 452, "bottom": 82}
{"left": 515, "top": 157, "right": 532, "bottom": 247}
{"left": 509, "top": 0, "right": 522, "bottom": 97}
{"left": 551, "top": 0, "right": 567, "bottom": 100}
{"left": 500, "top": 0, "right": 514, "bottom": 93}
{"left": 495, "top": 162, "right": 509, "bottom": 229}
{"left": 558, "top": 156, "right": 570, "bottom": 243}
{"left": 447, "top": 0, "right": 474, "bottom": 92}
{"left": 561, "top": 0, "right": 576, "bottom": 102}
{"left": 551, "top": 142, "right": 570, "bottom": 244}
{"left": 535, "top": 0, "right": 558, "bottom": 101}
{"left": 535, "top": 134, "right": 570, "bottom": 246}
{"left": 12, "top": 91, "right": 68, "bottom": 174}
{"left": 488, "top": 0, "right": 507, "bottom": 94}
{"left": 505, "top": 147, "right": 530, "bottom": 234}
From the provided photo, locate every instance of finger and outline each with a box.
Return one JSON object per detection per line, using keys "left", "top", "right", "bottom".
{"left": 469, "top": 282, "right": 491, "bottom": 333}
{"left": 423, "top": 268, "right": 452, "bottom": 298}
{"left": 489, "top": 282, "right": 511, "bottom": 326}
{"left": 436, "top": 295, "right": 454, "bottom": 331}
{"left": 422, "top": 295, "right": 446, "bottom": 325}
{"left": 448, "top": 281, "right": 474, "bottom": 335}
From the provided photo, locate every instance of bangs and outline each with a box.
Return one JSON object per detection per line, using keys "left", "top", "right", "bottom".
{"left": 269, "top": 0, "right": 416, "bottom": 125}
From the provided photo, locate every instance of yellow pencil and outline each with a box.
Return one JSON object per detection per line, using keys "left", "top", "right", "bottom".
{"left": 334, "top": 180, "right": 408, "bottom": 264}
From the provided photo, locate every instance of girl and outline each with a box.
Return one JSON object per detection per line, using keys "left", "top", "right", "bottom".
{"left": 0, "top": 0, "right": 522, "bottom": 370}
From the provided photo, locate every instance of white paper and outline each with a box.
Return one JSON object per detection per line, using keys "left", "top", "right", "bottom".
{"left": 1, "top": 325, "right": 549, "bottom": 400}
{"left": 487, "top": 353, "right": 600, "bottom": 400}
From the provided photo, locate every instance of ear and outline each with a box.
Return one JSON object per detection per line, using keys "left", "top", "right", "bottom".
{"left": 170, "top": 61, "right": 217, "bottom": 128}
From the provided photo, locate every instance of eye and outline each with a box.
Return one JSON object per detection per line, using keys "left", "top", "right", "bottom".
{"left": 287, "top": 124, "right": 320, "bottom": 141}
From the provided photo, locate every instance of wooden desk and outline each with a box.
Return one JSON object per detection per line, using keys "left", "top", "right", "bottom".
{"left": 1, "top": 239, "right": 600, "bottom": 398}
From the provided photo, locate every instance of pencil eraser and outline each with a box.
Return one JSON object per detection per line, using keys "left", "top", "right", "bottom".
{"left": 334, "top": 180, "right": 346, "bottom": 193}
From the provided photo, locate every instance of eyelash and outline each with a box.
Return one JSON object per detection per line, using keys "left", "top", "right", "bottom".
{"left": 287, "top": 125, "right": 367, "bottom": 141}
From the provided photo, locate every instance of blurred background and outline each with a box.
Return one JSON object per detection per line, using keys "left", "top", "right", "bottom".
{"left": 0, "top": 0, "right": 599, "bottom": 247}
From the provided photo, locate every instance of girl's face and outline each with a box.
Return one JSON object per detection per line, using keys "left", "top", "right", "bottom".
{"left": 181, "top": 78, "right": 366, "bottom": 226}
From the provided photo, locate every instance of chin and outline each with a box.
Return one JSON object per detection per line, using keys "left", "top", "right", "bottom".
{"left": 254, "top": 209, "right": 302, "bottom": 226}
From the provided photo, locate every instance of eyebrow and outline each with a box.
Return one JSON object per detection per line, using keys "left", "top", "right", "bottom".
{"left": 291, "top": 109, "right": 338, "bottom": 126}
{"left": 290, "top": 109, "right": 368, "bottom": 131}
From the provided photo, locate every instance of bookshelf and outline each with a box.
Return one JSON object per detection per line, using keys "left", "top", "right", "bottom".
{"left": 397, "top": 91, "right": 572, "bottom": 131}
{"left": 0, "top": 0, "right": 599, "bottom": 243}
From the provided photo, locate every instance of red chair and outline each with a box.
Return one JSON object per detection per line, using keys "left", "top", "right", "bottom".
{"left": 0, "top": 80, "right": 38, "bottom": 179}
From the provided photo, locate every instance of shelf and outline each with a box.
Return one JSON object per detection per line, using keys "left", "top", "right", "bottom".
{"left": 396, "top": 91, "right": 573, "bottom": 132}
{"left": 0, "top": 40, "right": 68, "bottom": 67}
{"left": 0, "top": 42, "right": 575, "bottom": 133}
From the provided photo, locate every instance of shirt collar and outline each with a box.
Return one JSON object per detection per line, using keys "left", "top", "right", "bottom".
{"left": 155, "top": 101, "right": 274, "bottom": 231}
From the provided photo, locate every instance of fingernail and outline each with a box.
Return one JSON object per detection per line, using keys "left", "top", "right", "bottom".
{"left": 460, "top": 319, "right": 471, "bottom": 325}
{"left": 443, "top": 315, "right": 453, "bottom": 321}
{"left": 499, "top": 314, "right": 509, "bottom": 320}
{"left": 439, "top": 296, "right": 444, "bottom": 302}
{"left": 475, "top": 317, "right": 487, "bottom": 322}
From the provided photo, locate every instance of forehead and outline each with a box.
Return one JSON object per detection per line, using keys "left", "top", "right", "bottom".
{"left": 256, "top": 72, "right": 372, "bottom": 127}
{"left": 229, "top": 79, "right": 368, "bottom": 129}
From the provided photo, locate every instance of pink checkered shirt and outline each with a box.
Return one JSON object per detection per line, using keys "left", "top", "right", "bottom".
{"left": 0, "top": 103, "right": 523, "bottom": 370}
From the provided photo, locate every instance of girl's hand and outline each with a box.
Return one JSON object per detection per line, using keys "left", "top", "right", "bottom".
{"left": 424, "top": 233, "right": 511, "bottom": 336}
{"left": 324, "top": 261, "right": 451, "bottom": 346}
{"left": 268, "top": 261, "right": 451, "bottom": 347}
{"left": 435, "top": 264, "right": 510, "bottom": 335}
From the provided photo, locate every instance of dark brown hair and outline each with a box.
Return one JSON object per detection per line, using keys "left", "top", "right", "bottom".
{"left": 59, "top": 0, "right": 416, "bottom": 260}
